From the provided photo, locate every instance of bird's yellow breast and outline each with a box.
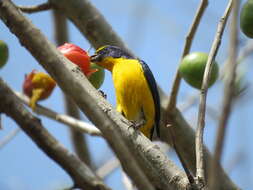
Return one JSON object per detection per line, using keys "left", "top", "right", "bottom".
{"left": 112, "top": 58, "right": 155, "bottom": 138}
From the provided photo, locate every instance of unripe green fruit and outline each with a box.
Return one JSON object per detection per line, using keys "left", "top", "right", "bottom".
{"left": 0, "top": 40, "right": 9, "bottom": 68}
{"left": 179, "top": 52, "right": 219, "bottom": 89}
{"left": 88, "top": 62, "right": 105, "bottom": 89}
{"left": 240, "top": 0, "right": 253, "bottom": 38}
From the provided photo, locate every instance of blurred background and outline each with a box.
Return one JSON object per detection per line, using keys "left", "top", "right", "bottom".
{"left": 0, "top": 0, "right": 252, "bottom": 189}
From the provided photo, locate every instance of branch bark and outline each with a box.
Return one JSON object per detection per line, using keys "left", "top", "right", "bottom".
{"left": 209, "top": 0, "right": 239, "bottom": 189}
{"left": 17, "top": 2, "right": 51, "bottom": 13}
{"left": 0, "top": 78, "right": 110, "bottom": 190}
{"left": 196, "top": 0, "right": 233, "bottom": 186}
{"left": 0, "top": 1, "right": 189, "bottom": 189}
{"left": 52, "top": 8, "right": 93, "bottom": 168}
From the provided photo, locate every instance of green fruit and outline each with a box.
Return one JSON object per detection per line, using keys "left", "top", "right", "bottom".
{"left": 240, "top": 0, "right": 253, "bottom": 38}
{"left": 179, "top": 52, "right": 219, "bottom": 89}
{"left": 0, "top": 40, "right": 9, "bottom": 68}
{"left": 88, "top": 62, "right": 105, "bottom": 89}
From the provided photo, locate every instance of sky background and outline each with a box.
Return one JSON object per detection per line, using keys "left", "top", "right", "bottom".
{"left": 0, "top": 0, "right": 252, "bottom": 189}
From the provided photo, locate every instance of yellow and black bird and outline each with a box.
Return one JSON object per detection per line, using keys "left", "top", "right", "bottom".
{"left": 90, "top": 45, "right": 160, "bottom": 140}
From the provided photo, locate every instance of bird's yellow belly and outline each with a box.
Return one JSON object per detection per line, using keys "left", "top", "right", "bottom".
{"left": 116, "top": 77, "right": 143, "bottom": 120}
{"left": 112, "top": 60, "right": 155, "bottom": 138}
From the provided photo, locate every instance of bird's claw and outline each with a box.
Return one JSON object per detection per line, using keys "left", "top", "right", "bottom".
{"left": 128, "top": 119, "right": 146, "bottom": 130}
{"left": 98, "top": 90, "right": 107, "bottom": 99}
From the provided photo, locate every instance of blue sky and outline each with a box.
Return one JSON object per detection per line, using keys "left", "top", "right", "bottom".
{"left": 0, "top": 0, "right": 252, "bottom": 189}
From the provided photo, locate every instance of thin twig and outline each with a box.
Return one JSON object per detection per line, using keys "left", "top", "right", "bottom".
{"left": 96, "top": 157, "right": 120, "bottom": 178}
{"left": 15, "top": 92, "right": 102, "bottom": 136}
{"left": 167, "top": 125, "right": 195, "bottom": 185}
{"left": 195, "top": 0, "right": 234, "bottom": 187}
{"left": 0, "top": 128, "right": 20, "bottom": 148}
{"left": 17, "top": 2, "right": 51, "bottom": 13}
{"left": 208, "top": 1, "right": 239, "bottom": 189}
{"left": 165, "top": 0, "right": 209, "bottom": 187}
{"left": 166, "top": 0, "right": 208, "bottom": 116}
{"left": 164, "top": 108, "right": 239, "bottom": 189}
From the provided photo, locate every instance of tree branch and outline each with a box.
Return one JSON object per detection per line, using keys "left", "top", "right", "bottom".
{"left": 195, "top": 0, "right": 233, "bottom": 186}
{"left": 209, "top": 0, "right": 239, "bottom": 189}
{"left": 0, "top": 115, "right": 2, "bottom": 129}
{"left": 17, "top": 2, "right": 52, "bottom": 13}
{"left": 167, "top": 0, "right": 208, "bottom": 115}
{"left": 15, "top": 92, "right": 102, "bottom": 136}
{"left": 49, "top": 0, "right": 131, "bottom": 54}
{"left": 0, "top": 1, "right": 189, "bottom": 189}
{"left": 65, "top": 95, "right": 94, "bottom": 166}
{"left": 52, "top": 8, "right": 93, "bottom": 168}
{"left": 96, "top": 157, "right": 120, "bottom": 178}
{"left": 47, "top": 0, "right": 240, "bottom": 189}
{"left": 165, "top": 2, "right": 209, "bottom": 186}
{"left": 0, "top": 78, "right": 110, "bottom": 190}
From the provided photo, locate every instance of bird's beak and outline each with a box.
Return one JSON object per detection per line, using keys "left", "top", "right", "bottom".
{"left": 90, "top": 54, "right": 100, "bottom": 62}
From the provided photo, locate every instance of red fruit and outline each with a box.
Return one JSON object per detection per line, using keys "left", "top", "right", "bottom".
{"left": 23, "top": 70, "right": 36, "bottom": 98}
{"left": 23, "top": 70, "right": 56, "bottom": 109}
{"left": 58, "top": 43, "right": 97, "bottom": 77}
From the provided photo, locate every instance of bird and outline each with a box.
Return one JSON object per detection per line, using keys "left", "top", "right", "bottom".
{"left": 90, "top": 45, "right": 160, "bottom": 140}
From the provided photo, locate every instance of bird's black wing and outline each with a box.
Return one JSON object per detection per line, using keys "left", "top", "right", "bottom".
{"left": 140, "top": 60, "right": 160, "bottom": 140}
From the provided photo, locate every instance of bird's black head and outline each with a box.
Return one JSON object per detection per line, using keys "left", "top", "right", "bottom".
{"left": 90, "top": 45, "right": 133, "bottom": 63}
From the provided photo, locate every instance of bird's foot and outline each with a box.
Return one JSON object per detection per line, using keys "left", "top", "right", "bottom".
{"left": 128, "top": 119, "right": 146, "bottom": 130}
{"left": 98, "top": 90, "right": 107, "bottom": 99}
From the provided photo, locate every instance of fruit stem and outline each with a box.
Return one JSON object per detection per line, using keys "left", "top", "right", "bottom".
{"left": 30, "top": 88, "right": 44, "bottom": 111}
